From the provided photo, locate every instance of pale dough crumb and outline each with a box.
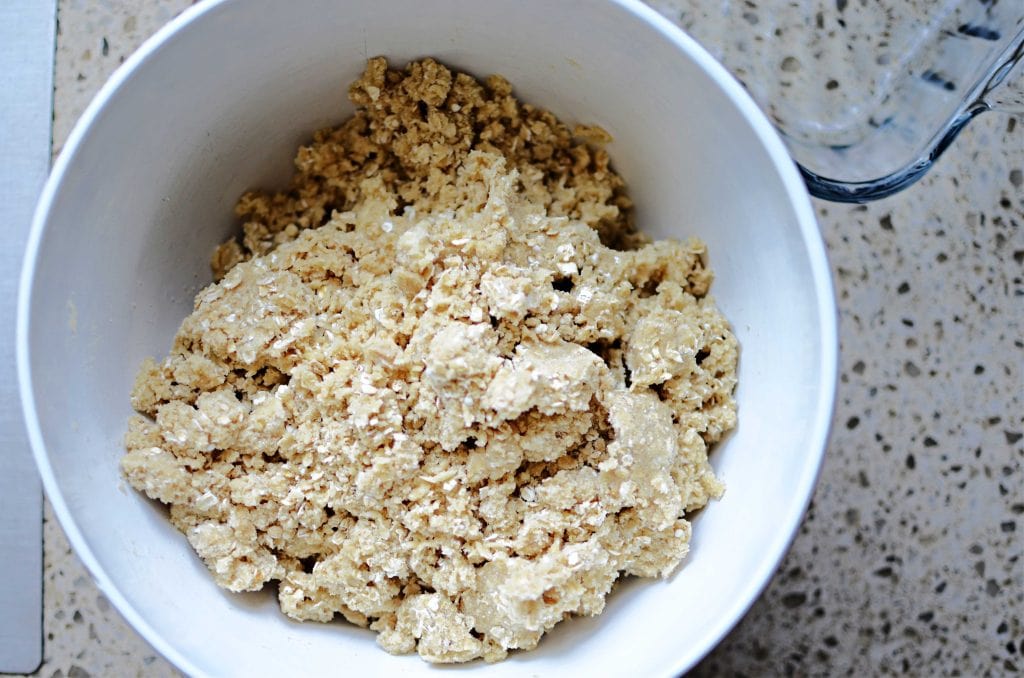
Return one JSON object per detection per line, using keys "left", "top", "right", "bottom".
{"left": 124, "top": 58, "right": 738, "bottom": 664}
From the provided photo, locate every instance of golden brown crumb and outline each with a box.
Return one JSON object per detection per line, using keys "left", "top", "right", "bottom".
{"left": 213, "top": 56, "right": 640, "bottom": 281}
{"left": 125, "top": 59, "right": 737, "bottom": 664}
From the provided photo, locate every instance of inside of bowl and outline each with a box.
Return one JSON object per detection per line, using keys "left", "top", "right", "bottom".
{"left": 23, "top": 0, "right": 835, "bottom": 675}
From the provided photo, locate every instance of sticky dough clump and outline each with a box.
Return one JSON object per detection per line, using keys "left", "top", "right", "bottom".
{"left": 123, "top": 58, "right": 737, "bottom": 664}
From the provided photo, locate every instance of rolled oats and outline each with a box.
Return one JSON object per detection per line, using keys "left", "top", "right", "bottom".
{"left": 124, "top": 58, "right": 738, "bottom": 663}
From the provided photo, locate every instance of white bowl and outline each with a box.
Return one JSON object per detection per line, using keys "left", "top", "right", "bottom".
{"left": 18, "top": 0, "right": 837, "bottom": 675}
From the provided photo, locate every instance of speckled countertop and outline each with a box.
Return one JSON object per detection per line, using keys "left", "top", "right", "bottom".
{"left": 18, "top": 1, "right": 1022, "bottom": 677}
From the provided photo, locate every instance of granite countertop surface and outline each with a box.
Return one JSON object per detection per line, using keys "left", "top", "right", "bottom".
{"left": 21, "top": 1, "right": 1022, "bottom": 676}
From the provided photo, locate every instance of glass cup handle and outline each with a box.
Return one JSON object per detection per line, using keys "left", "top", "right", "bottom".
{"left": 978, "top": 33, "right": 1024, "bottom": 114}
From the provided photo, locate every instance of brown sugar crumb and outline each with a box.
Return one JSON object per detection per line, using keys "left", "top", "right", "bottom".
{"left": 124, "top": 58, "right": 738, "bottom": 664}
{"left": 213, "top": 56, "right": 639, "bottom": 281}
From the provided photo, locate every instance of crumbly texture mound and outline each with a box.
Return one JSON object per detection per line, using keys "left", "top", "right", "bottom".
{"left": 124, "top": 59, "right": 738, "bottom": 664}
{"left": 211, "top": 56, "right": 639, "bottom": 280}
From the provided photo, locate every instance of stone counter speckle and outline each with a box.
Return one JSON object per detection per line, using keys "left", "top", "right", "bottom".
{"left": 695, "top": 110, "right": 1023, "bottom": 676}
{"left": 21, "top": 1, "right": 1022, "bottom": 676}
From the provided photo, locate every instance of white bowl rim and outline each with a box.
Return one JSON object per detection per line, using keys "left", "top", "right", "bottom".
{"left": 17, "top": 0, "right": 838, "bottom": 675}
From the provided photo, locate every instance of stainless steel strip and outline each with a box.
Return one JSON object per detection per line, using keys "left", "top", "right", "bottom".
{"left": 0, "top": 0, "right": 57, "bottom": 672}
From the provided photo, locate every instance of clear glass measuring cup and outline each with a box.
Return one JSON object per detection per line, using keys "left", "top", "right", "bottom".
{"left": 649, "top": 0, "right": 1024, "bottom": 202}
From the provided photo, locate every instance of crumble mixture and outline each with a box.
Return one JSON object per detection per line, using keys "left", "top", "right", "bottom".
{"left": 123, "top": 58, "right": 738, "bottom": 664}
